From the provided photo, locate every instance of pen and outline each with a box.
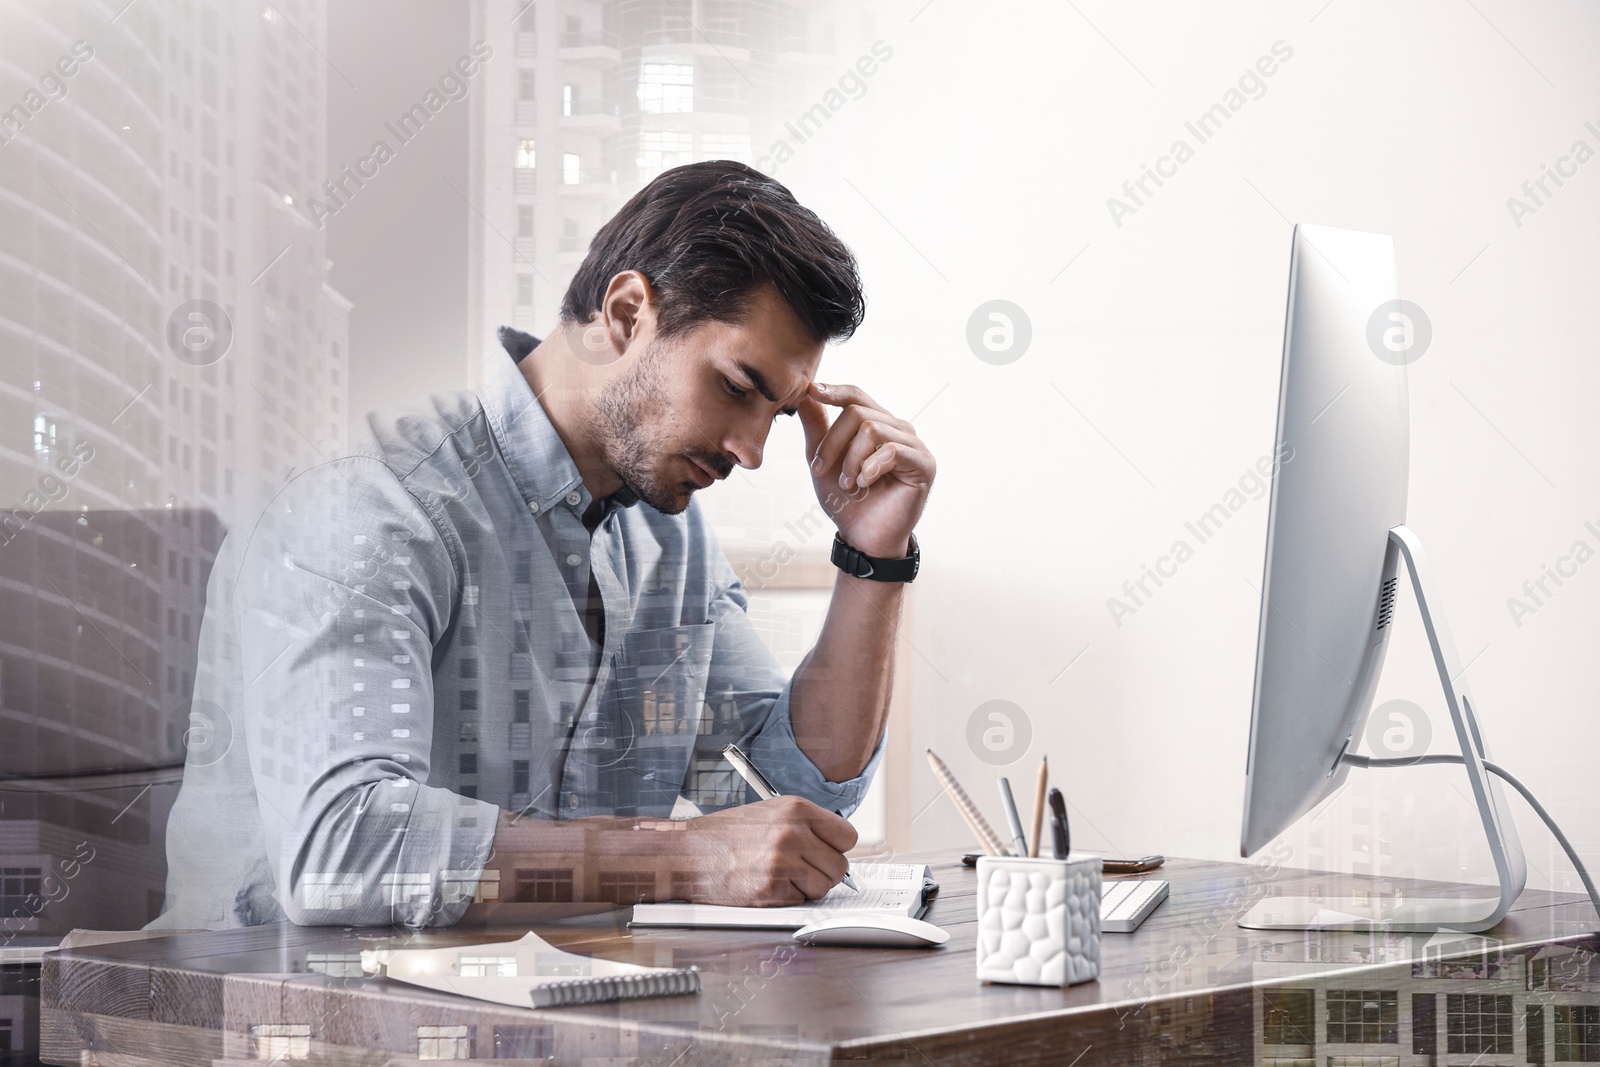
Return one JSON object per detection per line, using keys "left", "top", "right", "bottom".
{"left": 997, "top": 777, "right": 1029, "bottom": 857}
{"left": 1029, "top": 755, "right": 1048, "bottom": 858}
{"left": 1048, "top": 787, "right": 1071, "bottom": 861}
{"left": 926, "top": 749, "right": 1007, "bottom": 856}
{"left": 722, "top": 743, "right": 858, "bottom": 893}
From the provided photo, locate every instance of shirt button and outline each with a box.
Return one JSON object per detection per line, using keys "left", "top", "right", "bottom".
{"left": 565, "top": 553, "right": 583, "bottom": 567}
{"left": 527, "top": 501, "right": 539, "bottom": 515}
{"left": 566, "top": 491, "right": 582, "bottom": 506}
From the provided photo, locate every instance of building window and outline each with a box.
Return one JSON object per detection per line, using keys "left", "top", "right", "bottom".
{"left": 687, "top": 759, "right": 742, "bottom": 808}
{"left": 515, "top": 868, "right": 573, "bottom": 903}
{"left": 513, "top": 691, "right": 530, "bottom": 723}
{"left": 298, "top": 873, "right": 363, "bottom": 912}
{"left": 517, "top": 205, "right": 533, "bottom": 237}
{"left": 0, "top": 868, "right": 42, "bottom": 916}
{"left": 561, "top": 152, "right": 580, "bottom": 185}
{"left": 598, "top": 872, "right": 656, "bottom": 905}
{"left": 1412, "top": 993, "right": 1437, "bottom": 1057}
{"left": 637, "top": 130, "right": 693, "bottom": 181}
{"left": 1556, "top": 1005, "right": 1600, "bottom": 1062}
{"left": 459, "top": 955, "right": 517, "bottom": 977}
{"left": 442, "top": 868, "right": 497, "bottom": 904}
{"left": 638, "top": 59, "right": 692, "bottom": 113}
{"left": 416, "top": 1024, "right": 470, "bottom": 1060}
{"left": 561, "top": 83, "right": 573, "bottom": 116}
{"left": 516, "top": 275, "right": 533, "bottom": 305}
{"left": 670, "top": 871, "right": 706, "bottom": 901}
{"left": 1262, "top": 989, "right": 1313, "bottom": 1045}
{"left": 380, "top": 873, "right": 431, "bottom": 907}
{"left": 518, "top": 69, "right": 535, "bottom": 100}
{"left": 1446, "top": 993, "right": 1514, "bottom": 1056}
{"left": 494, "top": 1026, "right": 553, "bottom": 1060}
{"left": 305, "top": 952, "right": 365, "bottom": 977}
{"left": 1325, "top": 989, "right": 1398, "bottom": 1044}
{"left": 514, "top": 139, "right": 535, "bottom": 169}
{"left": 698, "top": 132, "right": 752, "bottom": 163}
{"left": 459, "top": 753, "right": 477, "bottom": 775}
{"left": 250, "top": 1023, "right": 310, "bottom": 1060}
{"left": 1528, "top": 1004, "right": 1545, "bottom": 1065}
{"left": 559, "top": 218, "right": 579, "bottom": 253}
{"left": 512, "top": 760, "right": 529, "bottom": 794}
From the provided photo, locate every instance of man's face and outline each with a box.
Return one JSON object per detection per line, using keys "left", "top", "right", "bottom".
{"left": 593, "top": 284, "right": 823, "bottom": 515}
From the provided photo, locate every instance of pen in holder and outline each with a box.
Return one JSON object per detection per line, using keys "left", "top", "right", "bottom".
{"left": 975, "top": 854, "right": 1102, "bottom": 987}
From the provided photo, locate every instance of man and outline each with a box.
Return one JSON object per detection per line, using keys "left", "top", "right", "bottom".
{"left": 152, "top": 161, "right": 935, "bottom": 929}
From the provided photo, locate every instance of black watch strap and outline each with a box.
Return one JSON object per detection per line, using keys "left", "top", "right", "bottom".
{"left": 831, "top": 533, "right": 919, "bottom": 583}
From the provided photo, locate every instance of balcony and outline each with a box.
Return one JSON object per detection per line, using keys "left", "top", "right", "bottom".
{"left": 514, "top": 99, "right": 538, "bottom": 127}
{"left": 557, "top": 99, "right": 621, "bottom": 135}
{"left": 641, "top": 40, "right": 751, "bottom": 66}
{"left": 515, "top": 32, "right": 537, "bottom": 59}
{"left": 514, "top": 168, "right": 537, "bottom": 195}
{"left": 558, "top": 168, "right": 619, "bottom": 198}
{"left": 558, "top": 33, "right": 621, "bottom": 69}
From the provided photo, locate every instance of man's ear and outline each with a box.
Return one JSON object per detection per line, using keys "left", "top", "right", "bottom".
{"left": 596, "top": 270, "right": 656, "bottom": 359}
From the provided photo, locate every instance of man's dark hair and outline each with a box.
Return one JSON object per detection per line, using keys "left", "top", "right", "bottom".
{"left": 559, "top": 160, "right": 865, "bottom": 346}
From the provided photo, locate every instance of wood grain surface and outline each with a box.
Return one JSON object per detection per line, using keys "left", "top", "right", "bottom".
{"left": 40, "top": 854, "right": 1600, "bottom": 1065}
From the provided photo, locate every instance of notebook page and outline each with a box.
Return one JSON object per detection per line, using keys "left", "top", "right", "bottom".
{"left": 629, "top": 863, "right": 935, "bottom": 928}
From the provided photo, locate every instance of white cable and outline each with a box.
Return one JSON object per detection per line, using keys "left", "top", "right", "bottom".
{"left": 1344, "top": 752, "right": 1600, "bottom": 922}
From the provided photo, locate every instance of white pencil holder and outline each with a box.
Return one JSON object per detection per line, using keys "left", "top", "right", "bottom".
{"left": 975, "top": 854, "right": 1102, "bottom": 987}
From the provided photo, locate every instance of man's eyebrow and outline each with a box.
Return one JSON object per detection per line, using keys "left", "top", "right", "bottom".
{"left": 737, "top": 362, "right": 799, "bottom": 416}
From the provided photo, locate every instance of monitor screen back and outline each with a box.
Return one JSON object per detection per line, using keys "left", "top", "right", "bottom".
{"left": 1241, "top": 224, "right": 1408, "bottom": 856}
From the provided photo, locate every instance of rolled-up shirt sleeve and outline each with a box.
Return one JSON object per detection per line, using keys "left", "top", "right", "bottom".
{"left": 237, "top": 457, "right": 498, "bottom": 927}
{"left": 696, "top": 551, "right": 884, "bottom": 819}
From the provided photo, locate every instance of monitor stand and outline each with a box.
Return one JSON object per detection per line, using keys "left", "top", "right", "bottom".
{"left": 1239, "top": 524, "right": 1527, "bottom": 933}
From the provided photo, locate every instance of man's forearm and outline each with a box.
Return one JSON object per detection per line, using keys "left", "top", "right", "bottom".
{"left": 786, "top": 569, "right": 904, "bottom": 782}
{"left": 484, "top": 811, "right": 698, "bottom": 903}
{"left": 482, "top": 800, "right": 861, "bottom": 907}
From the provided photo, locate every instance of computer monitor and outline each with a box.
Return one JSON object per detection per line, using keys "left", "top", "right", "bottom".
{"left": 1237, "top": 224, "right": 1527, "bottom": 931}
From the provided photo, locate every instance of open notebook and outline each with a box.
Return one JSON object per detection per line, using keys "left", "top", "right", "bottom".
{"left": 361, "top": 930, "right": 700, "bottom": 1008}
{"left": 630, "top": 862, "right": 938, "bottom": 930}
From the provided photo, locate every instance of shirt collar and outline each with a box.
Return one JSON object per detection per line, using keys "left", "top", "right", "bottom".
{"left": 481, "top": 341, "right": 639, "bottom": 519}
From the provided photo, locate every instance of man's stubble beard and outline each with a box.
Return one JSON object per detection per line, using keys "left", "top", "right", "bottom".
{"left": 592, "top": 339, "right": 693, "bottom": 515}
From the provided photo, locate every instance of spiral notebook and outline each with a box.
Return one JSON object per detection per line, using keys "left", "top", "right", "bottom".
{"left": 630, "top": 862, "right": 938, "bottom": 929}
{"left": 361, "top": 930, "right": 700, "bottom": 1008}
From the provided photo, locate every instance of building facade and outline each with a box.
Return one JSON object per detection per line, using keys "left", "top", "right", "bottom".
{"left": 0, "top": 0, "right": 350, "bottom": 979}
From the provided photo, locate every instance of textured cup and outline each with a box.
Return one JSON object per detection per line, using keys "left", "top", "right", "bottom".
{"left": 975, "top": 855, "right": 1102, "bottom": 987}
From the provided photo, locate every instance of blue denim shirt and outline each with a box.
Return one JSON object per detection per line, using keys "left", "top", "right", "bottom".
{"left": 152, "top": 341, "right": 882, "bottom": 929}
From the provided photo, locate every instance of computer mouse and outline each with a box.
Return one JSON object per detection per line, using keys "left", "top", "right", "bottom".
{"left": 792, "top": 913, "right": 949, "bottom": 948}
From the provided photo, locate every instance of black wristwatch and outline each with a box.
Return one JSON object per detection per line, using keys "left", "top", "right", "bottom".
{"left": 831, "top": 532, "right": 920, "bottom": 583}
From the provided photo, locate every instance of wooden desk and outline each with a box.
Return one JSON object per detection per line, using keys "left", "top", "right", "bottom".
{"left": 40, "top": 855, "right": 1600, "bottom": 1066}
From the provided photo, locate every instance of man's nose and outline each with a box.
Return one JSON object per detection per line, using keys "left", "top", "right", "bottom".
{"left": 723, "top": 420, "right": 769, "bottom": 470}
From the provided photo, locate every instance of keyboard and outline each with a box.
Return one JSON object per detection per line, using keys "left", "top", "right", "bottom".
{"left": 1101, "top": 879, "right": 1169, "bottom": 932}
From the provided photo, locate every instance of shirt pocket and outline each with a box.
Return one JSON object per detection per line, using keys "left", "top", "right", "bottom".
{"left": 590, "top": 622, "right": 715, "bottom": 815}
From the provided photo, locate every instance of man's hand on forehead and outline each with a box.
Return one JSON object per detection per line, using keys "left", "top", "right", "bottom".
{"left": 798, "top": 381, "right": 935, "bottom": 560}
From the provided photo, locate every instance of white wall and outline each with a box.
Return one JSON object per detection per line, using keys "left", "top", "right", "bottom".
{"left": 705, "top": 0, "right": 1600, "bottom": 892}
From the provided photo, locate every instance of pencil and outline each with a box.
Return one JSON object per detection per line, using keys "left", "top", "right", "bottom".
{"left": 1029, "top": 754, "right": 1048, "bottom": 858}
{"left": 926, "top": 749, "right": 1007, "bottom": 856}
